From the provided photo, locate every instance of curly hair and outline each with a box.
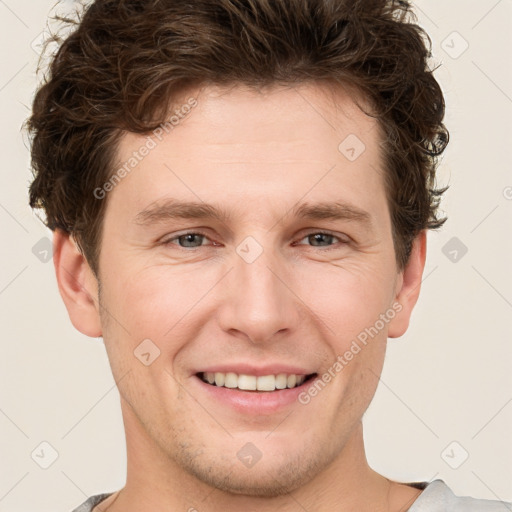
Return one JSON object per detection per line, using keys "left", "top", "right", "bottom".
{"left": 27, "top": 0, "right": 449, "bottom": 276}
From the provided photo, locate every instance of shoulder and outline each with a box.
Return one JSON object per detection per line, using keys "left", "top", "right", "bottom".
{"left": 408, "top": 479, "right": 512, "bottom": 511}
{"left": 70, "top": 493, "right": 114, "bottom": 512}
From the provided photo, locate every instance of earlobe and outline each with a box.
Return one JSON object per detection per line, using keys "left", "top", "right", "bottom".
{"left": 53, "top": 229, "right": 102, "bottom": 337}
{"left": 387, "top": 230, "right": 427, "bottom": 339}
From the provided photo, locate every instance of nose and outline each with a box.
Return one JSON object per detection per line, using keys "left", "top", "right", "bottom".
{"left": 216, "top": 239, "right": 300, "bottom": 345}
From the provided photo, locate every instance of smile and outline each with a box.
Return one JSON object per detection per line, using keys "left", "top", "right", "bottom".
{"left": 198, "top": 372, "right": 317, "bottom": 391}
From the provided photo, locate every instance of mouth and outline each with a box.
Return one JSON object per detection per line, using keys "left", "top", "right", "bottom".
{"left": 196, "top": 371, "right": 318, "bottom": 392}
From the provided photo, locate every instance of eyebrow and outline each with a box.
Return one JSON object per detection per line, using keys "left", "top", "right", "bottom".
{"left": 133, "top": 199, "right": 373, "bottom": 229}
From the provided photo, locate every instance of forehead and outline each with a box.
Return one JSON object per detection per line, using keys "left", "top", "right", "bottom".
{"left": 116, "top": 81, "right": 380, "bottom": 157}
{"left": 109, "top": 82, "right": 387, "bottom": 226}
{"left": 169, "top": 81, "right": 378, "bottom": 150}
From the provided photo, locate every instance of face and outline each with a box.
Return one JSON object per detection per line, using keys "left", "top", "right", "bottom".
{"left": 66, "top": 83, "right": 422, "bottom": 496}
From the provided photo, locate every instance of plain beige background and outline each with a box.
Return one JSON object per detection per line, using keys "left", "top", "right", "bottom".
{"left": 1, "top": 1, "right": 511, "bottom": 511}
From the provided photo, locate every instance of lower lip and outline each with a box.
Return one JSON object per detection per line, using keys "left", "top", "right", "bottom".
{"left": 192, "top": 375, "right": 314, "bottom": 414}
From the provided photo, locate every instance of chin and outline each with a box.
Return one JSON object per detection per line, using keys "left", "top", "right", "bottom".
{"left": 180, "top": 448, "right": 328, "bottom": 498}
{"left": 191, "top": 466, "right": 309, "bottom": 497}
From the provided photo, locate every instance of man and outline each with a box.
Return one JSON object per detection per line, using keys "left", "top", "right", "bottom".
{"left": 26, "top": 0, "right": 510, "bottom": 510}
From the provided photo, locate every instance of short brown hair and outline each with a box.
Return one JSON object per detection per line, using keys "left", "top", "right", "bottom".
{"left": 27, "top": 0, "right": 448, "bottom": 275}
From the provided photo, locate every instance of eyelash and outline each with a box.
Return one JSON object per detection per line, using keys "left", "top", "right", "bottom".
{"left": 161, "top": 230, "right": 350, "bottom": 251}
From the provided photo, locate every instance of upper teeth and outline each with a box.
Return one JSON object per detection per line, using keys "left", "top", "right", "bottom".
{"left": 201, "top": 372, "right": 306, "bottom": 391}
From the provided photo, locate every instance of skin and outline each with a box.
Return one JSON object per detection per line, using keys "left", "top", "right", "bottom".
{"left": 54, "top": 82, "right": 427, "bottom": 511}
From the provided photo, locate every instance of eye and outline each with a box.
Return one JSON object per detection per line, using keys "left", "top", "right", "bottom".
{"left": 161, "top": 230, "right": 350, "bottom": 251}
{"left": 295, "top": 231, "right": 349, "bottom": 249}
{"left": 162, "top": 231, "right": 213, "bottom": 249}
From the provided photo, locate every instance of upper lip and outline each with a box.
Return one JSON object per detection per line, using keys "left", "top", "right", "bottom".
{"left": 194, "top": 363, "right": 316, "bottom": 377}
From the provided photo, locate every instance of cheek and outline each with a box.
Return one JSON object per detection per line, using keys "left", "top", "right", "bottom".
{"left": 100, "top": 260, "right": 193, "bottom": 337}
{"left": 297, "top": 260, "right": 396, "bottom": 341}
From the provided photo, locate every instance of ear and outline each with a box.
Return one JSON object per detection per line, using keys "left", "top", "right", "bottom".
{"left": 53, "top": 229, "right": 102, "bottom": 337}
{"left": 387, "top": 230, "right": 427, "bottom": 338}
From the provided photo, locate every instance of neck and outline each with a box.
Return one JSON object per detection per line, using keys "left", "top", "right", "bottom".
{"left": 105, "top": 399, "right": 420, "bottom": 512}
